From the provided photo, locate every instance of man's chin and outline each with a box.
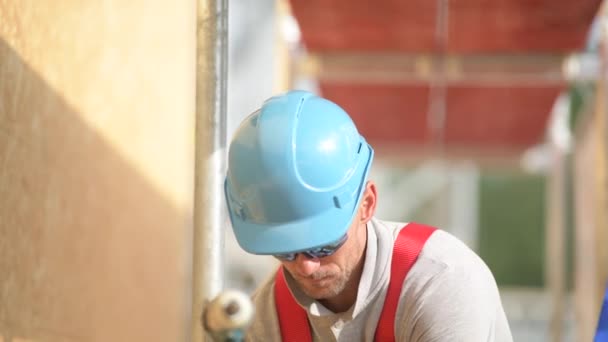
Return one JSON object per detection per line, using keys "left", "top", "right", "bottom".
{"left": 297, "top": 279, "right": 343, "bottom": 299}
{"left": 300, "top": 287, "right": 335, "bottom": 300}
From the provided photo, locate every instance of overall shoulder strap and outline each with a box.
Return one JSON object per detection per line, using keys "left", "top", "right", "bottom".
{"left": 374, "top": 223, "right": 437, "bottom": 342}
{"left": 274, "top": 267, "right": 312, "bottom": 342}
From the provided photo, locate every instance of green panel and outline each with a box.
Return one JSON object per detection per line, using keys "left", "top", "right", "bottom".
{"left": 565, "top": 155, "right": 576, "bottom": 291}
{"left": 569, "top": 83, "right": 594, "bottom": 131}
{"left": 479, "top": 173, "right": 546, "bottom": 287}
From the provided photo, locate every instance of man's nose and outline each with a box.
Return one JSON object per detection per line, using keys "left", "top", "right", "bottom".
{"left": 293, "top": 254, "right": 321, "bottom": 277}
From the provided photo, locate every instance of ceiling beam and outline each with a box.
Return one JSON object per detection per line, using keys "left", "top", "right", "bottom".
{"left": 297, "top": 53, "right": 569, "bottom": 86}
{"left": 373, "top": 143, "right": 530, "bottom": 171}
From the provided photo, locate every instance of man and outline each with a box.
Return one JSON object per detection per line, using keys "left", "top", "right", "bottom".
{"left": 224, "top": 90, "right": 513, "bottom": 341}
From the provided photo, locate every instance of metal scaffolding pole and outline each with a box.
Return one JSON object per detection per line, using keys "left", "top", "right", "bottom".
{"left": 192, "top": 0, "right": 228, "bottom": 341}
{"left": 546, "top": 146, "right": 567, "bottom": 342}
{"left": 545, "top": 92, "right": 572, "bottom": 342}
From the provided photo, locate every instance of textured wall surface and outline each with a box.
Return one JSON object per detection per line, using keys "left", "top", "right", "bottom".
{"left": 0, "top": 1, "right": 194, "bottom": 341}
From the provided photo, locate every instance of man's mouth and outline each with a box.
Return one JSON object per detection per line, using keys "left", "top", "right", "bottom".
{"left": 307, "top": 274, "right": 334, "bottom": 286}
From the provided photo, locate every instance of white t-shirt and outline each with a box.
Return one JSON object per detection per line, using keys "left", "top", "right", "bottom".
{"left": 245, "top": 217, "right": 513, "bottom": 342}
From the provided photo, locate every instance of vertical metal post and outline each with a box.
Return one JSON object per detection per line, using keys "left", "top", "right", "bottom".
{"left": 192, "top": 0, "right": 228, "bottom": 341}
{"left": 545, "top": 93, "right": 571, "bottom": 342}
{"left": 448, "top": 162, "right": 479, "bottom": 250}
{"left": 427, "top": 0, "right": 449, "bottom": 146}
{"left": 274, "top": 0, "right": 291, "bottom": 93}
{"left": 546, "top": 147, "right": 566, "bottom": 342}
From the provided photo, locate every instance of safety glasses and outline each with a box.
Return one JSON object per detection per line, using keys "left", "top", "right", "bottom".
{"left": 273, "top": 234, "right": 348, "bottom": 261}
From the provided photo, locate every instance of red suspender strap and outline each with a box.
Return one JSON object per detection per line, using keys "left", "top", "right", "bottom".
{"left": 374, "top": 223, "right": 436, "bottom": 342}
{"left": 274, "top": 223, "right": 436, "bottom": 342}
{"left": 275, "top": 267, "right": 312, "bottom": 342}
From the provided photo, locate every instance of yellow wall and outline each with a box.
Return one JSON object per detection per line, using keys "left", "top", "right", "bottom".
{"left": 0, "top": 1, "right": 195, "bottom": 341}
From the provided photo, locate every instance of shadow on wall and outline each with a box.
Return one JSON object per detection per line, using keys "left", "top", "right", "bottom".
{"left": 0, "top": 39, "right": 190, "bottom": 341}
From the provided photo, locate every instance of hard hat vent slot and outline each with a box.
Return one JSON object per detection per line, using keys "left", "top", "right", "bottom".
{"left": 357, "top": 142, "right": 362, "bottom": 154}
{"left": 333, "top": 190, "right": 352, "bottom": 209}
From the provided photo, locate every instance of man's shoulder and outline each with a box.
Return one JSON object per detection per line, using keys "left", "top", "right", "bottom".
{"left": 371, "top": 218, "right": 494, "bottom": 285}
{"left": 372, "top": 218, "right": 487, "bottom": 272}
{"left": 246, "top": 270, "right": 282, "bottom": 341}
{"left": 251, "top": 269, "right": 278, "bottom": 309}
{"left": 403, "top": 225, "right": 498, "bottom": 301}
{"left": 420, "top": 228, "right": 488, "bottom": 273}
{"left": 393, "top": 225, "right": 511, "bottom": 342}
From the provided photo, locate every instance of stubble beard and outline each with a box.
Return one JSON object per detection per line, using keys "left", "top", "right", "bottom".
{"left": 297, "top": 267, "right": 353, "bottom": 300}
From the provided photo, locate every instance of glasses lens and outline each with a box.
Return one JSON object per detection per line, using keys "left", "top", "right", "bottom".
{"left": 273, "top": 234, "right": 348, "bottom": 261}
{"left": 274, "top": 253, "right": 297, "bottom": 261}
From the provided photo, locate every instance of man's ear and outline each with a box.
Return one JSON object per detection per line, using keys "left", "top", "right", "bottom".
{"left": 359, "top": 180, "right": 377, "bottom": 223}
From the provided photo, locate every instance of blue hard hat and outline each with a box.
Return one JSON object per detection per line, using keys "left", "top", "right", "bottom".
{"left": 224, "top": 90, "right": 374, "bottom": 255}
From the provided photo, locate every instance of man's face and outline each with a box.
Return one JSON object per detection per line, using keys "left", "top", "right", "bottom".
{"left": 279, "top": 215, "right": 368, "bottom": 300}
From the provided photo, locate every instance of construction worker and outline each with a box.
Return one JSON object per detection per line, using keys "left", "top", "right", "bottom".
{"left": 224, "top": 90, "right": 513, "bottom": 341}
